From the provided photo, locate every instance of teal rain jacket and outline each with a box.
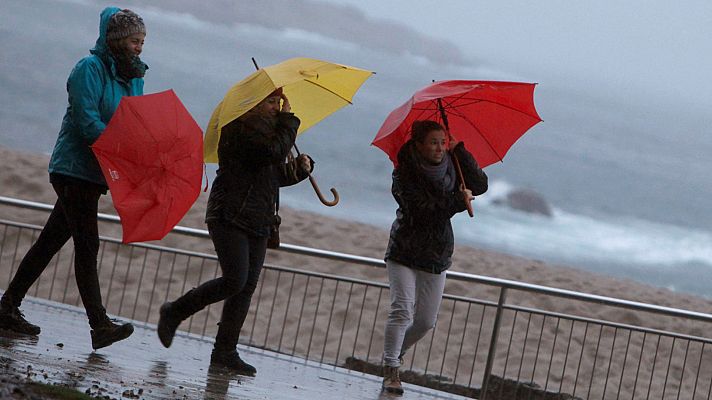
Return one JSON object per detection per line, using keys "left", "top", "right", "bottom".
{"left": 48, "top": 6, "right": 145, "bottom": 186}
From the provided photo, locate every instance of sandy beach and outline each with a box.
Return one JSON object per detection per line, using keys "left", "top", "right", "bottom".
{"left": 2, "top": 145, "right": 710, "bottom": 315}
{"left": 2, "top": 145, "right": 711, "bottom": 398}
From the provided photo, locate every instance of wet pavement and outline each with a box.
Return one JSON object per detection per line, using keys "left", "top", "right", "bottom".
{"left": 0, "top": 297, "right": 470, "bottom": 399}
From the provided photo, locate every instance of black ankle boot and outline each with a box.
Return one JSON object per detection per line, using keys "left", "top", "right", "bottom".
{"left": 157, "top": 302, "right": 181, "bottom": 348}
{"left": 90, "top": 318, "right": 134, "bottom": 350}
{"left": 210, "top": 349, "right": 257, "bottom": 376}
{"left": 0, "top": 298, "right": 41, "bottom": 336}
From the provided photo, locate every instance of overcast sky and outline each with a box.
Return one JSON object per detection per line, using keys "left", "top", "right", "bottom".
{"left": 323, "top": 0, "right": 712, "bottom": 113}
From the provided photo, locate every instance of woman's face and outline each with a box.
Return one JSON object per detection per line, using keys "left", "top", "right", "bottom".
{"left": 416, "top": 129, "right": 447, "bottom": 164}
{"left": 116, "top": 33, "right": 145, "bottom": 57}
{"left": 254, "top": 96, "right": 281, "bottom": 118}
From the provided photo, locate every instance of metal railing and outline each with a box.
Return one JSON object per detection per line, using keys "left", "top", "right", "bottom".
{"left": 2, "top": 195, "right": 712, "bottom": 399}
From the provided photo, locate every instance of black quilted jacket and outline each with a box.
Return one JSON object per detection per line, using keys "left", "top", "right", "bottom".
{"left": 384, "top": 141, "right": 488, "bottom": 273}
{"left": 205, "top": 112, "right": 309, "bottom": 236}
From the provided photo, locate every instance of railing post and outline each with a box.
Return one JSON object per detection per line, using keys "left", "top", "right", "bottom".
{"left": 481, "top": 287, "right": 508, "bottom": 400}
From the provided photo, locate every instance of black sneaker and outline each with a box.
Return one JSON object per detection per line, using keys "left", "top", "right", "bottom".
{"left": 157, "top": 302, "right": 180, "bottom": 348}
{"left": 0, "top": 304, "right": 40, "bottom": 336}
{"left": 210, "top": 350, "right": 257, "bottom": 376}
{"left": 90, "top": 319, "right": 134, "bottom": 350}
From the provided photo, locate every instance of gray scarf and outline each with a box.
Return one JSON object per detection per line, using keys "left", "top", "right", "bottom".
{"left": 420, "top": 152, "right": 456, "bottom": 192}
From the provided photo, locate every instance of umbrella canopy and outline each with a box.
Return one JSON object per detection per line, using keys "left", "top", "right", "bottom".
{"left": 204, "top": 57, "right": 373, "bottom": 163}
{"left": 372, "top": 80, "right": 542, "bottom": 168}
{"left": 92, "top": 89, "right": 203, "bottom": 243}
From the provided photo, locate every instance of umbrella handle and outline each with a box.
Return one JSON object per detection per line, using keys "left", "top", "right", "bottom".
{"left": 451, "top": 151, "right": 474, "bottom": 218}
{"left": 445, "top": 128, "right": 474, "bottom": 218}
{"left": 292, "top": 142, "right": 339, "bottom": 207}
{"left": 308, "top": 174, "right": 340, "bottom": 207}
{"left": 460, "top": 183, "right": 475, "bottom": 218}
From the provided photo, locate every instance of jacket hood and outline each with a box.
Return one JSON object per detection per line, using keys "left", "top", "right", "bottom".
{"left": 90, "top": 7, "right": 121, "bottom": 57}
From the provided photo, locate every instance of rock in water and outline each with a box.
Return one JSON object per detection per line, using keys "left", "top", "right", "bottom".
{"left": 493, "top": 188, "right": 553, "bottom": 217}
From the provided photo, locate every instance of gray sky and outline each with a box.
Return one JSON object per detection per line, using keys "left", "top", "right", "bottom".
{"left": 323, "top": 0, "right": 712, "bottom": 113}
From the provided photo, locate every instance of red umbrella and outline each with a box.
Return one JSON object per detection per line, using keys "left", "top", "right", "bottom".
{"left": 372, "top": 80, "right": 542, "bottom": 217}
{"left": 372, "top": 80, "right": 542, "bottom": 168}
{"left": 92, "top": 89, "right": 203, "bottom": 243}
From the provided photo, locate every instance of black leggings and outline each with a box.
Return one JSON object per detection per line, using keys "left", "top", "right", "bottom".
{"left": 4, "top": 181, "right": 106, "bottom": 327}
{"left": 171, "top": 221, "right": 267, "bottom": 352}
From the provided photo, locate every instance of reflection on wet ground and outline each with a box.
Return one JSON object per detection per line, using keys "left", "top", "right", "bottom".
{"left": 0, "top": 297, "right": 468, "bottom": 399}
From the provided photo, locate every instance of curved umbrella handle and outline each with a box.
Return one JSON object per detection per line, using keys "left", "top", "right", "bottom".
{"left": 308, "top": 174, "right": 339, "bottom": 207}
{"left": 291, "top": 142, "right": 339, "bottom": 207}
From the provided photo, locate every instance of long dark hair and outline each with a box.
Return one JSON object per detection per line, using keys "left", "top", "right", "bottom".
{"left": 410, "top": 120, "right": 445, "bottom": 143}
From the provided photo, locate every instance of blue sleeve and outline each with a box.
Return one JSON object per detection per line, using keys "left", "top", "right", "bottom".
{"left": 133, "top": 78, "right": 144, "bottom": 96}
{"left": 67, "top": 58, "right": 107, "bottom": 144}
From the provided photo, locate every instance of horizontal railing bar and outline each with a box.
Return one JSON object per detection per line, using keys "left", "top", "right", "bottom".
{"left": 0, "top": 196, "right": 384, "bottom": 265}
{"left": 0, "top": 218, "right": 52, "bottom": 231}
{"left": 0, "top": 196, "right": 121, "bottom": 224}
{"left": 0, "top": 196, "right": 209, "bottom": 237}
{"left": 275, "top": 244, "right": 385, "bottom": 267}
{"left": 0, "top": 218, "right": 218, "bottom": 259}
{"left": 442, "top": 293, "right": 500, "bottom": 308}
{"left": 501, "top": 303, "right": 712, "bottom": 344}
{"left": 447, "top": 270, "right": 712, "bottom": 324}
{"left": 264, "top": 263, "right": 389, "bottom": 288}
{"left": 3, "top": 195, "right": 712, "bottom": 324}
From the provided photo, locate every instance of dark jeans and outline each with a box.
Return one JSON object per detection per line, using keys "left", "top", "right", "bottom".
{"left": 2, "top": 181, "right": 107, "bottom": 327}
{"left": 171, "top": 221, "right": 267, "bottom": 352}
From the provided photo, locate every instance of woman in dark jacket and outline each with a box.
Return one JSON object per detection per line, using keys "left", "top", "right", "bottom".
{"left": 157, "top": 89, "right": 312, "bottom": 376}
{"left": 381, "top": 120, "right": 488, "bottom": 394}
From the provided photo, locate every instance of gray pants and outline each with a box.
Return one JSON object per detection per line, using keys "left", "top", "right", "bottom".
{"left": 382, "top": 260, "right": 447, "bottom": 367}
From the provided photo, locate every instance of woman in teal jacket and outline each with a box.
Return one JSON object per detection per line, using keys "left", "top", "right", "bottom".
{"left": 0, "top": 7, "right": 148, "bottom": 350}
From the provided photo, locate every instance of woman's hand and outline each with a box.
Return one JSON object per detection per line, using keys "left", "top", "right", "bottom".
{"left": 298, "top": 153, "right": 312, "bottom": 172}
{"left": 448, "top": 137, "right": 462, "bottom": 151}
{"left": 461, "top": 187, "right": 474, "bottom": 203}
{"left": 280, "top": 93, "right": 291, "bottom": 113}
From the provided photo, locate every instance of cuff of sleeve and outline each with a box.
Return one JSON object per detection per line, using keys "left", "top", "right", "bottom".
{"left": 278, "top": 112, "right": 301, "bottom": 129}
{"left": 305, "top": 155, "right": 315, "bottom": 173}
{"left": 454, "top": 191, "right": 467, "bottom": 212}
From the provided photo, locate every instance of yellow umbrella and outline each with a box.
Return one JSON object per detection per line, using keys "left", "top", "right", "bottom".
{"left": 204, "top": 57, "right": 374, "bottom": 164}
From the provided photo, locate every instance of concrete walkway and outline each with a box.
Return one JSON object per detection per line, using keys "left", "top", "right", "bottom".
{"left": 0, "top": 297, "right": 470, "bottom": 399}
